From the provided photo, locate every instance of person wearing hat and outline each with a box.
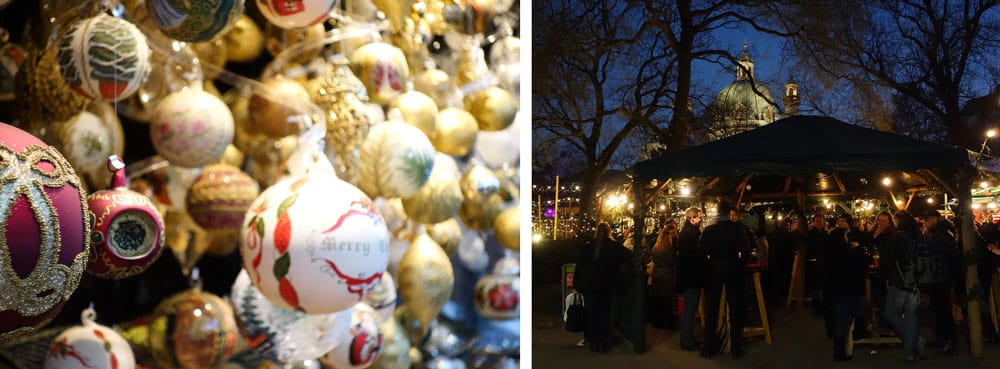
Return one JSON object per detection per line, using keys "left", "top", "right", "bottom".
{"left": 921, "top": 209, "right": 961, "bottom": 354}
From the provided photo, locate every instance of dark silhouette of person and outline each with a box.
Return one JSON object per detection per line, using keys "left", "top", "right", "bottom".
{"left": 698, "top": 201, "right": 752, "bottom": 359}
{"left": 574, "top": 222, "right": 631, "bottom": 353}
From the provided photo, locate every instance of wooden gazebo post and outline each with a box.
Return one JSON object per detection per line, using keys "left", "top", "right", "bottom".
{"left": 958, "top": 168, "right": 984, "bottom": 357}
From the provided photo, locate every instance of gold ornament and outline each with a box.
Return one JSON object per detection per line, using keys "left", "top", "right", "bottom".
{"left": 390, "top": 90, "right": 438, "bottom": 140}
{"left": 373, "top": 0, "right": 414, "bottom": 32}
{"left": 426, "top": 218, "right": 461, "bottom": 254}
{"left": 397, "top": 233, "right": 454, "bottom": 330}
{"left": 206, "top": 230, "right": 239, "bottom": 257}
{"left": 412, "top": 68, "right": 456, "bottom": 109}
{"left": 192, "top": 39, "right": 229, "bottom": 80}
{"left": 458, "top": 193, "right": 503, "bottom": 231}
{"left": 223, "top": 15, "right": 265, "bottom": 63}
{"left": 408, "top": 347, "right": 423, "bottom": 367}
{"left": 493, "top": 206, "right": 519, "bottom": 251}
{"left": 248, "top": 75, "right": 310, "bottom": 138}
{"left": 313, "top": 58, "right": 371, "bottom": 185}
{"left": 265, "top": 23, "right": 325, "bottom": 64}
{"left": 221, "top": 144, "right": 245, "bottom": 167}
{"left": 164, "top": 209, "right": 209, "bottom": 276}
{"left": 464, "top": 86, "right": 517, "bottom": 131}
{"left": 349, "top": 41, "right": 410, "bottom": 105}
{"left": 454, "top": 42, "right": 490, "bottom": 89}
{"left": 420, "top": 0, "right": 449, "bottom": 35}
{"left": 459, "top": 164, "right": 500, "bottom": 205}
{"left": 393, "top": 304, "right": 428, "bottom": 346}
{"left": 432, "top": 108, "right": 478, "bottom": 156}
{"left": 15, "top": 46, "right": 89, "bottom": 125}
{"left": 371, "top": 318, "right": 412, "bottom": 369}
{"left": 388, "top": 18, "right": 431, "bottom": 72}
{"left": 442, "top": 0, "right": 497, "bottom": 35}
{"left": 401, "top": 153, "right": 461, "bottom": 224}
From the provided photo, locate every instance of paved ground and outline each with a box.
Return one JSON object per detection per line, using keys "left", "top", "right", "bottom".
{"left": 531, "top": 282, "right": 1000, "bottom": 369}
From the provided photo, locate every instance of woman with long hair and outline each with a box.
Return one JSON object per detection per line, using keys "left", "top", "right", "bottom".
{"left": 574, "top": 222, "right": 631, "bottom": 352}
{"left": 649, "top": 218, "right": 679, "bottom": 329}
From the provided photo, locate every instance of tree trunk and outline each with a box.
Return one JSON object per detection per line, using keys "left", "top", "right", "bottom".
{"left": 576, "top": 169, "right": 603, "bottom": 230}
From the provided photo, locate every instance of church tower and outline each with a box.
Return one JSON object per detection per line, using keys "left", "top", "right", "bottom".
{"left": 736, "top": 41, "right": 754, "bottom": 80}
{"left": 783, "top": 76, "right": 800, "bottom": 116}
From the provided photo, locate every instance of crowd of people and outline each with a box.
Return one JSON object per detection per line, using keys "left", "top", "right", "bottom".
{"left": 570, "top": 201, "right": 1000, "bottom": 362}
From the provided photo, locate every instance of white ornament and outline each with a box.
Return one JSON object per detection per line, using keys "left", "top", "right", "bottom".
{"left": 362, "top": 272, "right": 397, "bottom": 325}
{"left": 358, "top": 121, "right": 436, "bottom": 199}
{"left": 473, "top": 112, "right": 520, "bottom": 169}
{"left": 150, "top": 89, "right": 235, "bottom": 168}
{"left": 44, "top": 309, "right": 135, "bottom": 369}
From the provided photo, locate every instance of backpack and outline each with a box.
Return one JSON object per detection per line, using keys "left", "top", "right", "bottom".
{"left": 897, "top": 232, "right": 940, "bottom": 289}
{"left": 564, "top": 291, "right": 587, "bottom": 332}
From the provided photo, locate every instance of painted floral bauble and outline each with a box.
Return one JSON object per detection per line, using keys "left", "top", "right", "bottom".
{"left": 358, "top": 121, "right": 435, "bottom": 199}
{"left": 369, "top": 318, "right": 410, "bottom": 369}
{"left": 397, "top": 234, "right": 453, "bottom": 330}
{"left": 231, "top": 270, "right": 351, "bottom": 363}
{"left": 362, "top": 272, "right": 397, "bottom": 325}
{"left": 248, "top": 76, "right": 310, "bottom": 138}
{"left": 150, "top": 89, "right": 235, "bottom": 168}
{"left": 463, "top": 86, "right": 517, "bottom": 131}
{"left": 222, "top": 15, "right": 265, "bottom": 62}
{"left": 320, "top": 303, "right": 383, "bottom": 369}
{"left": 389, "top": 90, "right": 438, "bottom": 141}
{"left": 54, "top": 102, "right": 124, "bottom": 191}
{"left": 473, "top": 257, "right": 520, "bottom": 320}
{"left": 432, "top": 108, "right": 477, "bottom": 156}
{"left": 0, "top": 42, "right": 26, "bottom": 101}
{"left": 401, "top": 153, "right": 461, "bottom": 225}
{"left": 148, "top": 0, "right": 245, "bottom": 42}
{"left": 148, "top": 289, "right": 239, "bottom": 369}
{"left": 240, "top": 171, "right": 390, "bottom": 314}
{"left": 256, "top": 0, "right": 336, "bottom": 29}
{"left": 57, "top": 14, "right": 151, "bottom": 102}
{"left": 186, "top": 163, "right": 260, "bottom": 232}
{"left": 459, "top": 164, "right": 499, "bottom": 205}
{"left": 44, "top": 310, "right": 135, "bottom": 369}
{"left": 493, "top": 206, "right": 519, "bottom": 251}
{"left": 349, "top": 42, "right": 409, "bottom": 105}
{"left": 87, "top": 157, "right": 166, "bottom": 279}
{"left": 0, "top": 122, "right": 90, "bottom": 343}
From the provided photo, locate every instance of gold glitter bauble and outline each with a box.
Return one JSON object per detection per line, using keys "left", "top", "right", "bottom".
{"left": 401, "top": 153, "right": 461, "bottom": 224}
{"left": 464, "top": 86, "right": 517, "bottom": 131}
{"left": 459, "top": 164, "right": 500, "bottom": 205}
{"left": 223, "top": 15, "right": 265, "bottom": 63}
{"left": 265, "top": 23, "right": 325, "bottom": 64}
{"left": 426, "top": 218, "right": 461, "bottom": 255}
{"left": 192, "top": 39, "right": 229, "bottom": 79}
{"left": 432, "top": 108, "right": 478, "bottom": 156}
{"left": 397, "top": 234, "right": 454, "bottom": 330}
{"left": 412, "top": 68, "right": 455, "bottom": 109}
{"left": 458, "top": 193, "right": 503, "bottom": 231}
{"left": 248, "top": 76, "right": 309, "bottom": 138}
{"left": 314, "top": 58, "right": 371, "bottom": 185}
{"left": 15, "top": 46, "right": 89, "bottom": 125}
{"left": 493, "top": 206, "right": 519, "bottom": 251}
{"left": 389, "top": 90, "right": 438, "bottom": 140}
{"left": 370, "top": 318, "right": 411, "bottom": 369}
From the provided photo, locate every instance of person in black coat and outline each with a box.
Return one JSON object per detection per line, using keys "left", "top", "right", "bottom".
{"left": 698, "top": 201, "right": 752, "bottom": 359}
{"left": 826, "top": 226, "right": 873, "bottom": 361}
{"left": 921, "top": 210, "right": 961, "bottom": 354}
{"left": 880, "top": 211, "right": 924, "bottom": 361}
{"left": 676, "top": 207, "right": 705, "bottom": 351}
{"left": 574, "top": 222, "right": 631, "bottom": 353}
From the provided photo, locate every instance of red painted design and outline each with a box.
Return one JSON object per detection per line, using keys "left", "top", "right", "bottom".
{"left": 246, "top": 200, "right": 268, "bottom": 284}
{"left": 321, "top": 200, "right": 380, "bottom": 234}
{"left": 488, "top": 283, "right": 519, "bottom": 311}
{"left": 99, "top": 81, "right": 127, "bottom": 100}
{"left": 48, "top": 337, "right": 93, "bottom": 368}
{"left": 268, "top": 0, "right": 305, "bottom": 16}
{"left": 278, "top": 277, "right": 300, "bottom": 308}
{"left": 274, "top": 216, "right": 292, "bottom": 254}
{"left": 372, "top": 62, "right": 403, "bottom": 93}
{"left": 325, "top": 260, "right": 382, "bottom": 300}
{"left": 349, "top": 332, "right": 383, "bottom": 366}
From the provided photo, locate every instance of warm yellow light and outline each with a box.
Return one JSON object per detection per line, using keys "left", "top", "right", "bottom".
{"left": 777, "top": 215, "right": 783, "bottom": 221}
{"left": 823, "top": 198, "right": 829, "bottom": 204}
{"left": 659, "top": 204, "right": 666, "bottom": 211}
{"left": 973, "top": 203, "right": 982, "bottom": 209}
{"left": 988, "top": 128, "right": 997, "bottom": 138}
{"left": 680, "top": 185, "right": 691, "bottom": 196}
{"left": 628, "top": 203, "right": 634, "bottom": 210}
{"left": 982, "top": 181, "right": 991, "bottom": 189}
{"left": 990, "top": 202, "right": 998, "bottom": 210}
{"left": 532, "top": 233, "right": 542, "bottom": 243}
{"left": 574, "top": 185, "right": 581, "bottom": 191}
{"left": 926, "top": 197, "right": 935, "bottom": 204}
{"left": 895, "top": 200, "right": 903, "bottom": 206}
{"left": 882, "top": 177, "right": 892, "bottom": 186}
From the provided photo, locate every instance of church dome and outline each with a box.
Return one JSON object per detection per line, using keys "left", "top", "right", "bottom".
{"left": 700, "top": 44, "right": 778, "bottom": 141}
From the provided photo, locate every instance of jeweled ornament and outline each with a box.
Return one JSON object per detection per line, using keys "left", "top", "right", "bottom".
{"left": 57, "top": 14, "right": 151, "bottom": 102}
{"left": 87, "top": 156, "right": 166, "bottom": 279}
{"left": 148, "top": 288, "right": 239, "bottom": 369}
{"left": 320, "top": 303, "right": 384, "bottom": 369}
{"left": 240, "top": 171, "right": 390, "bottom": 314}
{"left": 147, "top": 0, "right": 246, "bottom": 42}
{"left": 349, "top": 41, "right": 409, "bottom": 105}
{"left": 314, "top": 58, "right": 371, "bottom": 185}
{"left": 186, "top": 163, "right": 260, "bottom": 232}
{"left": 43, "top": 308, "right": 136, "bottom": 369}
{"left": 362, "top": 272, "right": 397, "bottom": 325}
{"left": 256, "top": 0, "right": 336, "bottom": 29}
{"left": 0, "top": 122, "right": 90, "bottom": 343}
{"left": 358, "top": 119, "right": 435, "bottom": 199}
{"left": 150, "top": 88, "right": 235, "bottom": 168}
{"left": 397, "top": 234, "right": 453, "bottom": 331}
{"left": 231, "top": 269, "right": 350, "bottom": 363}
{"left": 473, "top": 256, "right": 519, "bottom": 320}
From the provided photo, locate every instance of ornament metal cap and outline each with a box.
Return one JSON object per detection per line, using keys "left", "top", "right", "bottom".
{"left": 107, "top": 155, "right": 126, "bottom": 189}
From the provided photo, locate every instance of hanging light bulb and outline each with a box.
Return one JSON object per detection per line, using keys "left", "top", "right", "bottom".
{"left": 882, "top": 177, "right": 892, "bottom": 187}
{"left": 927, "top": 197, "right": 935, "bottom": 204}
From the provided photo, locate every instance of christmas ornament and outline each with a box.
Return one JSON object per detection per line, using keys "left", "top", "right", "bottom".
{"left": 239, "top": 171, "right": 390, "bottom": 314}
{"left": 249, "top": 76, "right": 311, "bottom": 138}
{"left": 192, "top": 39, "right": 229, "bottom": 79}
{"left": 488, "top": 36, "right": 519, "bottom": 96}
{"left": 150, "top": 88, "right": 235, "bottom": 168}
{"left": 256, "top": 0, "right": 336, "bottom": 29}
{"left": 388, "top": 90, "right": 438, "bottom": 140}
{"left": 164, "top": 209, "right": 210, "bottom": 276}
{"left": 397, "top": 234, "right": 454, "bottom": 331}
{"left": 231, "top": 269, "right": 350, "bottom": 363}
{"left": 388, "top": 17, "right": 432, "bottom": 72}
{"left": 392, "top": 305, "right": 427, "bottom": 349}
{"left": 400, "top": 153, "right": 461, "bottom": 225}
{"left": 320, "top": 303, "right": 383, "bottom": 369}
{"left": 426, "top": 218, "right": 461, "bottom": 254}
{"left": 371, "top": 0, "right": 413, "bottom": 32}
{"left": 147, "top": 0, "right": 246, "bottom": 42}
{"left": 16, "top": 45, "right": 89, "bottom": 124}
{"left": 442, "top": 0, "right": 497, "bottom": 35}
{"left": 453, "top": 42, "right": 489, "bottom": 89}
{"left": 464, "top": 86, "right": 517, "bottom": 131}
{"left": 432, "top": 108, "right": 477, "bottom": 156}
{"left": 43, "top": 308, "right": 135, "bottom": 369}
{"left": 0, "top": 122, "right": 90, "bottom": 343}
{"left": 412, "top": 68, "right": 456, "bottom": 109}
{"left": 0, "top": 39, "right": 26, "bottom": 101}
{"left": 492, "top": 206, "right": 518, "bottom": 251}
{"left": 314, "top": 57, "right": 371, "bottom": 185}
{"left": 223, "top": 15, "right": 265, "bottom": 63}
{"left": 186, "top": 163, "right": 260, "bottom": 232}
{"left": 373, "top": 197, "right": 409, "bottom": 238}
{"left": 148, "top": 288, "right": 239, "bottom": 369}
{"left": 362, "top": 272, "right": 397, "bottom": 325}
{"left": 459, "top": 164, "right": 499, "bottom": 205}
{"left": 266, "top": 22, "right": 325, "bottom": 64}
{"left": 222, "top": 143, "right": 246, "bottom": 167}
{"left": 358, "top": 120, "right": 435, "bottom": 199}
{"left": 472, "top": 113, "right": 519, "bottom": 169}
{"left": 368, "top": 318, "right": 410, "bottom": 369}
{"left": 458, "top": 192, "right": 503, "bottom": 231}
{"left": 116, "top": 39, "right": 202, "bottom": 123}
{"left": 53, "top": 102, "right": 125, "bottom": 191}
{"left": 87, "top": 156, "right": 166, "bottom": 279}
{"left": 425, "top": 357, "right": 465, "bottom": 369}
{"left": 349, "top": 41, "right": 409, "bottom": 105}
{"left": 422, "top": 318, "right": 471, "bottom": 357}
{"left": 457, "top": 228, "right": 487, "bottom": 273}
{"left": 58, "top": 14, "right": 151, "bottom": 102}
{"left": 473, "top": 256, "right": 519, "bottom": 320}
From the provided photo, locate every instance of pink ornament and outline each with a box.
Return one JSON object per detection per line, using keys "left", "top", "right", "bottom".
{"left": 0, "top": 122, "right": 90, "bottom": 343}
{"left": 87, "top": 156, "right": 165, "bottom": 279}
